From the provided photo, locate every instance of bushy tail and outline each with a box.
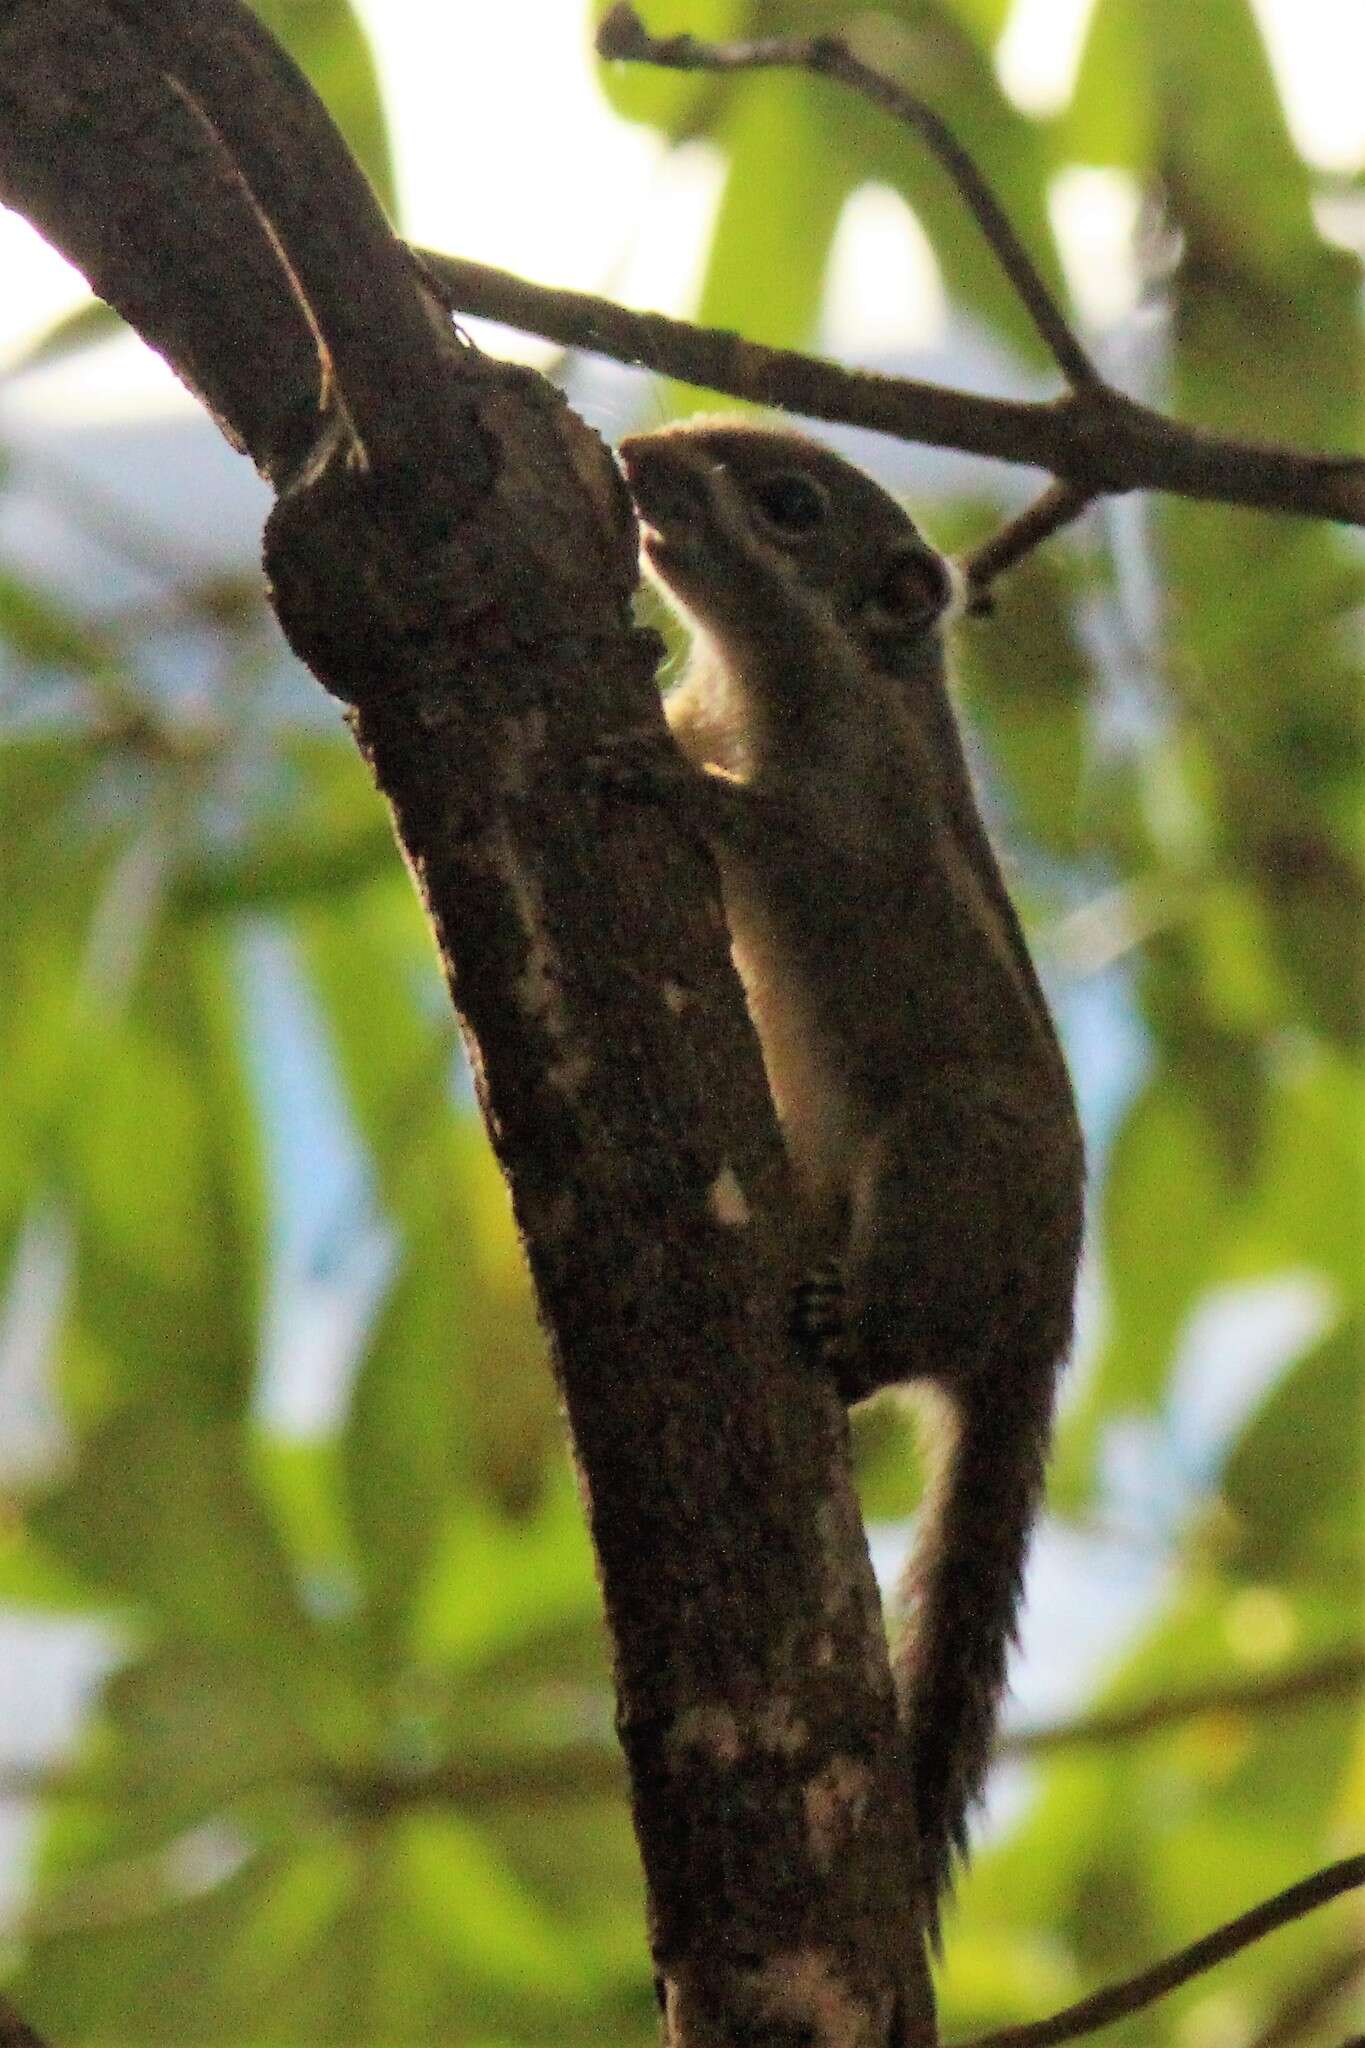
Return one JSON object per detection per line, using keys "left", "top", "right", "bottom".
{"left": 893, "top": 1362, "right": 1057, "bottom": 1944}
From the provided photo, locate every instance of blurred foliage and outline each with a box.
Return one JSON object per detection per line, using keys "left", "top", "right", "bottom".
{"left": 1, "top": 1, "right": 1362, "bottom": 2044}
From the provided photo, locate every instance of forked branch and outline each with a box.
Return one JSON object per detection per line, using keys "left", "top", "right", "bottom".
{"left": 596, "top": 2, "right": 1100, "bottom": 390}
{"left": 417, "top": 4, "right": 1365, "bottom": 598}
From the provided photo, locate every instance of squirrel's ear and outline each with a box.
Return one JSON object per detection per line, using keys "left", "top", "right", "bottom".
{"left": 857, "top": 543, "right": 953, "bottom": 632}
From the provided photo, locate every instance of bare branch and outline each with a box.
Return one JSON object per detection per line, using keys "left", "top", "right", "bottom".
{"left": 597, "top": 3, "right": 1098, "bottom": 389}
{"left": 959, "top": 1858, "right": 1365, "bottom": 2048}
{"left": 420, "top": 247, "right": 1056, "bottom": 459}
{"left": 1000, "top": 1648, "right": 1365, "bottom": 1758}
{"left": 961, "top": 483, "right": 1094, "bottom": 611}
{"left": 420, "top": 1, "right": 1365, "bottom": 562}
{"left": 418, "top": 250, "right": 1365, "bottom": 531}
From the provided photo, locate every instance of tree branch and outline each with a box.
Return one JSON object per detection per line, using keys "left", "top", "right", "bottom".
{"left": 1000, "top": 1648, "right": 1365, "bottom": 1758}
{"left": 415, "top": 6, "right": 1365, "bottom": 564}
{"left": 960, "top": 1858, "right": 1365, "bottom": 2048}
{"left": 596, "top": 3, "right": 1099, "bottom": 390}
{"left": 8, "top": 1648, "right": 1355, "bottom": 1811}
{"left": 587, "top": 3, "right": 1365, "bottom": 566}
{"left": 0, "top": 4, "right": 935, "bottom": 2041}
{"left": 961, "top": 484, "right": 1094, "bottom": 611}
{"left": 418, "top": 250, "right": 1365, "bottom": 535}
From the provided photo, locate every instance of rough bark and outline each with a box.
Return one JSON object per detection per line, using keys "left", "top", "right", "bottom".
{"left": 0, "top": 3, "right": 934, "bottom": 2041}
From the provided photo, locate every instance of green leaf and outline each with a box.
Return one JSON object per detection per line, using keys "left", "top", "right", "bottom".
{"left": 172, "top": 820, "right": 398, "bottom": 918}
{"left": 931, "top": 0, "right": 1014, "bottom": 40}
{"left": 299, "top": 890, "right": 562, "bottom": 1662}
{"left": 339, "top": 1125, "right": 479, "bottom": 1655}
{"left": 0, "top": 573, "right": 120, "bottom": 677}
{"left": 1077, "top": 1071, "right": 1228, "bottom": 1419}
{"left": 1186, "top": 884, "right": 1289, "bottom": 1038}
{"left": 851, "top": 1394, "right": 927, "bottom": 1522}
{"left": 0, "top": 743, "right": 104, "bottom": 1230}
{"left": 1142, "top": 0, "right": 1363, "bottom": 444}
{"left": 29, "top": 1403, "right": 309, "bottom": 1652}
{"left": 0, "top": 1519, "right": 101, "bottom": 1611}
{"left": 1065, "top": 0, "right": 1151, "bottom": 170}
{"left": 958, "top": 1577, "right": 1358, "bottom": 2040}
{"left": 22, "top": 1644, "right": 322, "bottom": 1872}
{"left": 1154, "top": 0, "right": 1324, "bottom": 281}
{"left": 2, "top": 298, "right": 124, "bottom": 374}
{"left": 1226, "top": 1052, "right": 1363, "bottom": 1299}
{"left": 386, "top": 1811, "right": 597, "bottom": 1999}
{"left": 1222, "top": 1320, "right": 1362, "bottom": 1577}
{"left": 15, "top": 1804, "right": 649, "bottom": 2043}
{"left": 409, "top": 1470, "right": 600, "bottom": 1675}
{"left": 296, "top": 882, "right": 440, "bottom": 1165}
{"left": 57, "top": 931, "right": 265, "bottom": 1418}
{"left": 10, "top": 1843, "right": 345, "bottom": 2046}
{"left": 694, "top": 71, "right": 853, "bottom": 359}
{"left": 248, "top": 1434, "right": 359, "bottom": 1604}
{"left": 171, "top": 734, "right": 398, "bottom": 920}
{"left": 954, "top": 544, "right": 1093, "bottom": 858}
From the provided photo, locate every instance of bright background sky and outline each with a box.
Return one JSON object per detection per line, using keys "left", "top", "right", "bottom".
{"left": 1, "top": 0, "right": 1361, "bottom": 415}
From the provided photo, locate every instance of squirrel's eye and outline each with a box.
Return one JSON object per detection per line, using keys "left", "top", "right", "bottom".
{"left": 750, "top": 470, "right": 829, "bottom": 536}
{"left": 869, "top": 547, "right": 951, "bottom": 622}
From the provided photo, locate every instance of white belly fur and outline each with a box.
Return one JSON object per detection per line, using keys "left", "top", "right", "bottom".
{"left": 725, "top": 886, "right": 856, "bottom": 1217}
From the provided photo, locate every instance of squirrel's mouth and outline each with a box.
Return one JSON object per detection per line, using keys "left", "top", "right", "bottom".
{"left": 636, "top": 522, "right": 704, "bottom": 586}
{"left": 618, "top": 436, "right": 715, "bottom": 540}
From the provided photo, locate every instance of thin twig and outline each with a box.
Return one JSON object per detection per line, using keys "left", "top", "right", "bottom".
{"left": 958, "top": 1857, "right": 1365, "bottom": 2048}
{"left": 596, "top": 4, "right": 1099, "bottom": 389}
{"left": 1000, "top": 1648, "right": 1365, "bottom": 1758}
{"left": 961, "top": 482, "right": 1094, "bottom": 610}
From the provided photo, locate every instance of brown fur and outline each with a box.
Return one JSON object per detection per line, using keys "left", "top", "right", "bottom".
{"left": 619, "top": 420, "right": 1085, "bottom": 1941}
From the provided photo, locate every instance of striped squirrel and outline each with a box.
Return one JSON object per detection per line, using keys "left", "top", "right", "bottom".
{"left": 614, "top": 417, "right": 1084, "bottom": 1937}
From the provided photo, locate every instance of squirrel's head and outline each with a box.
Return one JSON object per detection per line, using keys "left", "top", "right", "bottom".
{"left": 618, "top": 417, "right": 959, "bottom": 683}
